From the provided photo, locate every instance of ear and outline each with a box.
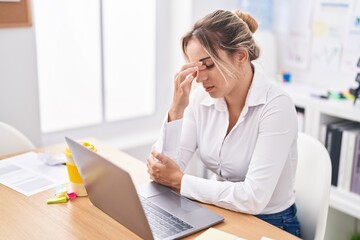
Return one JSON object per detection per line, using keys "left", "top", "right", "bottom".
{"left": 234, "top": 48, "right": 248, "bottom": 64}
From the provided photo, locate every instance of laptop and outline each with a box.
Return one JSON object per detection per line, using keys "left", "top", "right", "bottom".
{"left": 65, "top": 137, "right": 224, "bottom": 240}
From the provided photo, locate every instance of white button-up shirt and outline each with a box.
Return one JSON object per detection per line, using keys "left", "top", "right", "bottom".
{"left": 154, "top": 64, "right": 298, "bottom": 214}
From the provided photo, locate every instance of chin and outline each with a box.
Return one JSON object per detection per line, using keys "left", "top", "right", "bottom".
{"left": 208, "top": 92, "right": 222, "bottom": 99}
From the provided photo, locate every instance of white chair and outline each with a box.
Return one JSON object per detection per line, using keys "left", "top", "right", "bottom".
{"left": 0, "top": 122, "right": 35, "bottom": 156}
{"left": 295, "top": 132, "right": 332, "bottom": 240}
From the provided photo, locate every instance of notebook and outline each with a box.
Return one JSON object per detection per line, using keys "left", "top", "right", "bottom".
{"left": 65, "top": 137, "right": 224, "bottom": 240}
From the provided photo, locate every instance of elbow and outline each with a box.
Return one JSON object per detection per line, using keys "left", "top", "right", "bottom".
{"left": 234, "top": 184, "right": 269, "bottom": 214}
{"left": 247, "top": 190, "right": 271, "bottom": 214}
{"left": 217, "top": 190, "right": 269, "bottom": 214}
{"left": 248, "top": 202, "right": 267, "bottom": 215}
{"left": 216, "top": 196, "right": 267, "bottom": 215}
{"left": 242, "top": 195, "right": 268, "bottom": 214}
{"left": 213, "top": 181, "right": 271, "bottom": 214}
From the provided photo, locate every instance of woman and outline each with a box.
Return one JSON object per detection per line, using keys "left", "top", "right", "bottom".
{"left": 147, "top": 9, "right": 301, "bottom": 237}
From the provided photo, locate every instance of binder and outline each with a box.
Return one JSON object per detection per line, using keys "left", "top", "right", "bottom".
{"left": 338, "top": 126, "right": 360, "bottom": 190}
{"left": 350, "top": 135, "right": 360, "bottom": 195}
{"left": 325, "top": 121, "right": 358, "bottom": 186}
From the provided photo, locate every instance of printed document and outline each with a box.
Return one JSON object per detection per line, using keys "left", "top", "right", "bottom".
{"left": 0, "top": 152, "right": 68, "bottom": 196}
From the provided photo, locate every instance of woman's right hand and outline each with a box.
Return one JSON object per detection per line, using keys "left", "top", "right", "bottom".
{"left": 168, "top": 62, "right": 205, "bottom": 121}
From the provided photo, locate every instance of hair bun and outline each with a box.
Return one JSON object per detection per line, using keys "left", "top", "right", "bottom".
{"left": 233, "top": 10, "right": 258, "bottom": 33}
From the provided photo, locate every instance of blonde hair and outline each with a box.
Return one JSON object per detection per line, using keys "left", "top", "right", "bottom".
{"left": 182, "top": 9, "right": 260, "bottom": 79}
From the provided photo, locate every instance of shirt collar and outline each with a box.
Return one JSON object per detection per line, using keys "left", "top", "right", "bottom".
{"left": 246, "top": 63, "right": 271, "bottom": 107}
{"left": 200, "top": 95, "right": 227, "bottom": 111}
{"left": 200, "top": 63, "right": 271, "bottom": 110}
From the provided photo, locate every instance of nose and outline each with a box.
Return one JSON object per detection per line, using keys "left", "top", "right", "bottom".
{"left": 196, "top": 70, "right": 208, "bottom": 83}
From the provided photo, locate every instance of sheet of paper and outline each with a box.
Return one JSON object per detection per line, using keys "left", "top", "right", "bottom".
{"left": 312, "top": 0, "right": 353, "bottom": 39}
{"left": 285, "top": 31, "right": 312, "bottom": 69}
{"left": 310, "top": 0, "right": 354, "bottom": 71}
{"left": 0, "top": 152, "right": 69, "bottom": 196}
{"left": 340, "top": 0, "right": 360, "bottom": 73}
{"left": 311, "top": 38, "right": 343, "bottom": 70}
{"left": 194, "top": 228, "right": 246, "bottom": 240}
{"left": 288, "top": 0, "right": 314, "bottom": 32}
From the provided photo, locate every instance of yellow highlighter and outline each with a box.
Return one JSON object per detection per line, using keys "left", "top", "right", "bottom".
{"left": 47, "top": 196, "right": 68, "bottom": 204}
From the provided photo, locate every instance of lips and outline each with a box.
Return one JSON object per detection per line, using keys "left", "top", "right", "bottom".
{"left": 204, "top": 86, "right": 214, "bottom": 92}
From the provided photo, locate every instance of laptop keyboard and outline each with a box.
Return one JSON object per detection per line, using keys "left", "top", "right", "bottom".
{"left": 139, "top": 196, "right": 193, "bottom": 239}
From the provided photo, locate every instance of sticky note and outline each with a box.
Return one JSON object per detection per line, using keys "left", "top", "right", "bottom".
{"left": 312, "top": 21, "right": 326, "bottom": 37}
{"left": 55, "top": 190, "right": 68, "bottom": 198}
{"left": 67, "top": 191, "right": 77, "bottom": 200}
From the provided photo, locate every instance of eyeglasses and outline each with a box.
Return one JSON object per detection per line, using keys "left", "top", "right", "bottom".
{"left": 199, "top": 57, "right": 215, "bottom": 69}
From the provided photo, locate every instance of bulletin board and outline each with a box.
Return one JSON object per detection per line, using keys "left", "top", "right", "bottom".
{"left": 0, "top": 0, "right": 32, "bottom": 28}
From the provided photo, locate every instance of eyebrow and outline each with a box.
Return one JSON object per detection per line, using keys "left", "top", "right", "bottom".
{"left": 199, "top": 56, "right": 211, "bottom": 62}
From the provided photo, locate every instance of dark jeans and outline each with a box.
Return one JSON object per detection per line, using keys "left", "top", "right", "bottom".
{"left": 255, "top": 204, "right": 301, "bottom": 238}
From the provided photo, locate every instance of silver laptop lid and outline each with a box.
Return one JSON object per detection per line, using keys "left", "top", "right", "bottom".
{"left": 65, "top": 137, "right": 224, "bottom": 240}
{"left": 65, "top": 137, "right": 154, "bottom": 240}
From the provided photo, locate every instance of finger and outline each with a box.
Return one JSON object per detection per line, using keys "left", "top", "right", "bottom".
{"left": 189, "top": 65, "right": 206, "bottom": 82}
{"left": 147, "top": 162, "right": 154, "bottom": 175}
{"left": 180, "top": 61, "right": 203, "bottom": 71}
{"left": 151, "top": 150, "right": 167, "bottom": 164}
{"left": 148, "top": 165, "right": 160, "bottom": 178}
{"left": 177, "top": 67, "right": 199, "bottom": 82}
{"left": 148, "top": 153, "right": 159, "bottom": 164}
{"left": 147, "top": 155, "right": 155, "bottom": 168}
{"left": 147, "top": 161, "right": 155, "bottom": 174}
{"left": 149, "top": 156, "right": 161, "bottom": 167}
{"left": 176, "top": 75, "right": 195, "bottom": 96}
{"left": 181, "top": 74, "right": 195, "bottom": 87}
{"left": 147, "top": 158, "right": 160, "bottom": 176}
{"left": 178, "top": 75, "right": 195, "bottom": 91}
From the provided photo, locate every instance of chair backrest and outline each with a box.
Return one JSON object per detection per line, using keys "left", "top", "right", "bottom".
{"left": 0, "top": 122, "right": 35, "bottom": 156}
{"left": 295, "top": 132, "right": 332, "bottom": 240}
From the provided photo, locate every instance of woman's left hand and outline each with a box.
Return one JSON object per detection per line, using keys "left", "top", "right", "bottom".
{"left": 146, "top": 150, "right": 184, "bottom": 192}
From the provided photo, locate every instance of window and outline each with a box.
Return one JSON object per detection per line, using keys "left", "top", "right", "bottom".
{"left": 102, "top": 0, "right": 156, "bottom": 121}
{"left": 34, "top": 0, "right": 156, "bottom": 133}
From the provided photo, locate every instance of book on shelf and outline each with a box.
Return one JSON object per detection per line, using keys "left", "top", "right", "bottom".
{"left": 337, "top": 126, "right": 360, "bottom": 190}
{"left": 325, "top": 121, "right": 359, "bottom": 186}
{"left": 319, "top": 122, "right": 328, "bottom": 146}
{"left": 295, "top": 107, "right": 305, "bottom": 133}
{"left": 351, "top": 135, "right": 360, "bottom": 195}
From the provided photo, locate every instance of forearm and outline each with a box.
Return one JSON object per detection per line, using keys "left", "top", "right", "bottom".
{"left": 180, "top": 175, "right": 269, "bottom": 214}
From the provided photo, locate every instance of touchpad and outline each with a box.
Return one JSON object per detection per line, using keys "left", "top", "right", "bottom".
{"left": 137, "top": 182, "right": 170, "bottom": 198}
{"left": 149, "top": 191, "right": 202, "bottom": 214}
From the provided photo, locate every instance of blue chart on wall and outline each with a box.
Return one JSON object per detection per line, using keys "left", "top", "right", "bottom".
{"left": 237, "top": 0, "right": 274, "bottom": 31}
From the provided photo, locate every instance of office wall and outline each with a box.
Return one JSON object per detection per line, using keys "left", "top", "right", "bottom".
{"left": 272, "top": 0, "right": 356, "bottom": 89}
{"left": 0, "top": 0, "right": 254, "bottom": 150}
{"left": 1, "top": 0, "right": 174, "bottom": 148}
{"left": 0, "top": 25, "right": 42, "bottom": 147}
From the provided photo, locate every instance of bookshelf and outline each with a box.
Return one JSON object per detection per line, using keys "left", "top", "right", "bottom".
{"left": 330, "top": 187, "right": 360, "bottom": 219}
{"left": 279, "top": 82, "right": 360, "bottom": 220}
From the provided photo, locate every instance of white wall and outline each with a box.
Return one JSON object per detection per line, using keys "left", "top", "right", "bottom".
{"left": 0, "top": 26, "right": 42, "bottom": 146}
